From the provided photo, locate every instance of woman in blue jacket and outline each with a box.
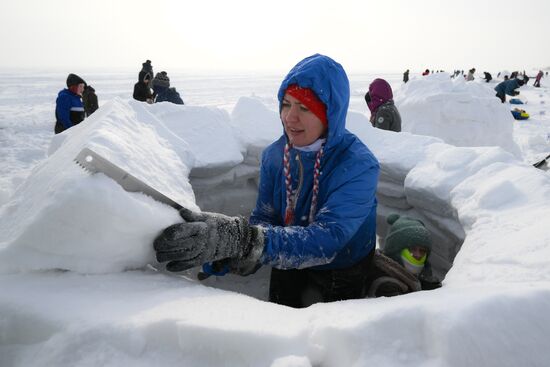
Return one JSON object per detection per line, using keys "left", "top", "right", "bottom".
{"left": 154, "top": 54, "right": 380, "bottom": 308}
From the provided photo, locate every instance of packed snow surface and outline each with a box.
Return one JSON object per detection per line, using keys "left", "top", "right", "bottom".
{"left": 1, "top": 71, "right": 549, "bottom": 367}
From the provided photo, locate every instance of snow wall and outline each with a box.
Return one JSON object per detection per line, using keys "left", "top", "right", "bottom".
{"left": 0, "top": 87, "right": 535, "bottom": 281}
{"left": 2, "top": 89, "right": 550, "bottom": 366}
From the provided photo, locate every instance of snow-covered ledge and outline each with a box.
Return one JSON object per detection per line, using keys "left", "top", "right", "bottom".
{"left": 1, "top": 98, "right": 549, "bottom": 366}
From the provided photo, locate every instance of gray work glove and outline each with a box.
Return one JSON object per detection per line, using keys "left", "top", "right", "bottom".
{"left": 154, "top": 208, "right": 265, "bottom": 272}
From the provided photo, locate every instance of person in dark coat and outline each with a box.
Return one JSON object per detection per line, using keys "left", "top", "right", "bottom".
{"left": 140, "top": 60, "right": 154, "bottom": 89}
{"left": 153, "top": 54, "right": 380, "bottom": 308}
{"left": 365, "top": 78, "right": 401, "bottom": 132}
{"left": 534, "top": 70, "right": 543, "bottom": 87}
{"left": 365, "top": 214, "right": 441, "bottom": 297}
{"left": 483, "top": 72, "right": 492, "bottom": 83}
{"left": 133, "top": 71, "right": 155, "bottom": 103}
{"left": 141, "top": 60, "right": 153, "bottom": 75}
{"left": 82, "top": 85, "right": 99, "bottom": 116}
{"left": 494, "top": 75, "right": 525, "bottom": 103}
{"left": 55, "top": 73, "right": 86, "bottom": 134}
{"left": 152, "top": 71, "right": 184, "bottom": 105}
{"left": 403, "top": 69, "right": 409, "bottom": 83}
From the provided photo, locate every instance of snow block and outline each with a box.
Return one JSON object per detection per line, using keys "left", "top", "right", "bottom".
{"left": 395, "top": 73, "right": 522, "bottom": 157}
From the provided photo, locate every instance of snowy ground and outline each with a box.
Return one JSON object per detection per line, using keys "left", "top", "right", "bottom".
{"left": 1, "top": 70, "right": 549, "bottom": 366}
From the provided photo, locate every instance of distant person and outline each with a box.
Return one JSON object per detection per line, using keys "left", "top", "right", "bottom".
{"left": 54, "top": 73, "right": 86, "bottom": 134}
{"left": 133, "top": 71, "right": 155, "bottom": 103}
{"left": 365, "top": 79, "right": 401, "bottom": 132}
{"left": 82, "top": 85, "right": 99, "bottom": 116}
{"left": 534, "top": 70, "right": 543, "bottom": 87}
{"left": 153, "top": 71, "right": 184, "bottom": 105}
{"left": 510, "top": 71, "right": 518, "bottom": 79}
{"left": 483, "top": 72, "right": 492, "bottom": 83}
{"left": 403, "top": 69, "right": 409, "bottom": 83}
{"left": 140, "top": 60, "right": 154, "bottom": 89}
{"left": 365, "top": 214, "right": 441, "bottom": 297}
{"left": 422, "top": 69, "right": 430, "bottom": 76}
{"left": 494, "top": 75, "right": 525, "bottom": 103}
{"left": 466, "top": 68, "right": 475, "bottom": 81}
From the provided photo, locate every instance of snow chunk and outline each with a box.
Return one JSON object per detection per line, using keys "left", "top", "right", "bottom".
{"left": 0, "top": 99, "right": 195, "bottom": 274}
{"left": 395, "top": 72, "right": 521, "bottom": 156}
{"left": 147, "top": 102, "right": 244, "bottom": 175}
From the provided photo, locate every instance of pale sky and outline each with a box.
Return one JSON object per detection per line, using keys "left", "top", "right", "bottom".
{"left": 2, "top": 0, "right": 549, "bottom": 73}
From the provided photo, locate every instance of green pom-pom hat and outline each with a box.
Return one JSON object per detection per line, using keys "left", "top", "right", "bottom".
{"left": 383, "top": 213, "right": 432, "bottom": 264}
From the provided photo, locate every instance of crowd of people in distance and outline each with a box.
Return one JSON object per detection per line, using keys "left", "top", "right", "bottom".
{"left": 133, "top": 60, "right": 184, "bottom": 105}
{"left": 55, "top": 60, "right": 184, "bottom": 135}
{"left": 402, "top": 67, "right": 544, "bottom": 104}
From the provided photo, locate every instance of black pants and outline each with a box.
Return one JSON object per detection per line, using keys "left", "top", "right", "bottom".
{"left": 496, "top": 93, "right": 505, "bottom": 103}
{"left": 54, "top": 121, "right": 65, "bottom": 134}
{"left": 268, "top": 250, "right": 374, "bottom": 308}
{"left": 54, "top": 120, "right": 82, "bottom": 134}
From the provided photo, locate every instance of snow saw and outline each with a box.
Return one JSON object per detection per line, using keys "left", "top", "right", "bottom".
{"left": 74, "top": 147, "right": 184, "bottom": 210}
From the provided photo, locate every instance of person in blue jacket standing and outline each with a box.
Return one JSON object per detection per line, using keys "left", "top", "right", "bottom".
{"left": 153, "top": 54, "right": 380, "bottom": 308}
{"left": 494, "top": 75, "right": 525, "bottom": 103}
{"left": 55, "top": 73, "right": 87, "bottom": 134}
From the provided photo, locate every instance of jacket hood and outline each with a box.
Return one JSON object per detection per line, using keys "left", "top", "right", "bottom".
{"left": 367, "top": 78, "right": 393, "bottom": 113}
{"left": 277, "top": 54, "right": 350, "bottom": 151}
{"left": 66, "top": 73, "right": 86, "bottom": 88}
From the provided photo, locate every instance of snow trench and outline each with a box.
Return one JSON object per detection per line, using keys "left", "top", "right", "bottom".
{"left": 190, "top": 134, "right": 465, "bottom": 294}
{"left": 2, "top": 96, "right": 545, "bottom": 285}
{"left": 2, "top": 97, "right": 550, "bottom": 366}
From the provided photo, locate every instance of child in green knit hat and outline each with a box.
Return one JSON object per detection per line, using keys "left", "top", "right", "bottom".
{"left": 365, "top": 213, "right": 441, "bottom": 297}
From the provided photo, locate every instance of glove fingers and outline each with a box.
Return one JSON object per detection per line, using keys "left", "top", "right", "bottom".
{"left": 155, "top": 242, "right": 202, "bottom": 263}
{"left": 153, "top": 222, "right": 206, "bottom": 251}
{"left": 179, "top": 208, "right": 207, "bottom": 222}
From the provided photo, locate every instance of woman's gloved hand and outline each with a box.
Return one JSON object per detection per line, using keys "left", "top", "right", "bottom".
{"left": 153, "top": 208, "right": 264, "bottom": 272}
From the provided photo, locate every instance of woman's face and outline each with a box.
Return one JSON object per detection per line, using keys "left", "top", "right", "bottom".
{"left": 281, "top": 93, "right": 327, "bottom": 147}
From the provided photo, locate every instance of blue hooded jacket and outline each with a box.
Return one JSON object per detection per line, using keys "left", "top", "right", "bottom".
{"left": 250, "top": 54, "right": 380, "bottom": 270}
{"left": 55, "top": 89, "right": 85, "bottom": 129}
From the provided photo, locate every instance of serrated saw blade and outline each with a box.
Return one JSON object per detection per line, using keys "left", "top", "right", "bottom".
{"left": 74, "top": 147, "right": 183, "bottom": 210}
